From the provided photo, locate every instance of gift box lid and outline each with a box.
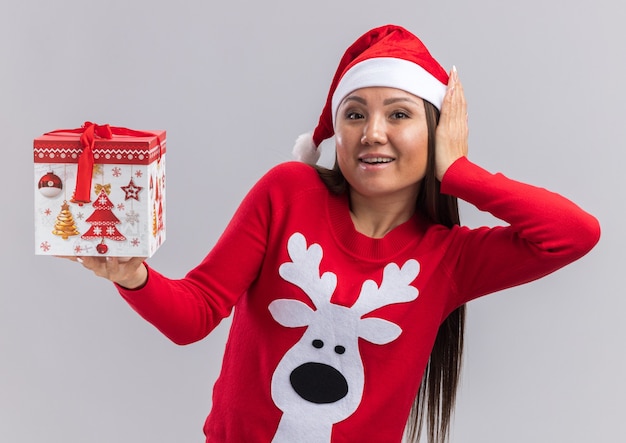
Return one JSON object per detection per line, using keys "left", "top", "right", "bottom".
{"left": 34, "top": 129, "right": 166, "bottom": 165}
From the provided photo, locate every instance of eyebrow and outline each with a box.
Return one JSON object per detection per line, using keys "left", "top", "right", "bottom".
{"left": 342, "top": 96, "right": 367, "bottom": 105}
{"left": 383, "top": 97, "right": 421, "bottom": 106}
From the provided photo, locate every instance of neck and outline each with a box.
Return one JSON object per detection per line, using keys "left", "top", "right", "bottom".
{"left": 348, "top": 189, "right": 418, "bottom": 239}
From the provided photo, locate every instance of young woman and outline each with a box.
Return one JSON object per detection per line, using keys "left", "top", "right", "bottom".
{"left": 70, "top": 25, "right": 600, "bottom": 443}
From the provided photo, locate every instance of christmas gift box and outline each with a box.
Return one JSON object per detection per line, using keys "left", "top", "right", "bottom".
{"left": 34, "top": 122, "right": 166, "bottom": 257}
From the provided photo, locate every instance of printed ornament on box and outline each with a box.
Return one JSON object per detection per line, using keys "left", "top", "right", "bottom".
{"left": 34, "top": 122, "right": 166, "bottom": 257}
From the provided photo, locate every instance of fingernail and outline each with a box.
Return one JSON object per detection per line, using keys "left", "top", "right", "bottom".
{"left": 452, "top": 65, "right": 457, "bottom": 73}
{"left": 76, "top": 257, "right": 83, "bottom": 263}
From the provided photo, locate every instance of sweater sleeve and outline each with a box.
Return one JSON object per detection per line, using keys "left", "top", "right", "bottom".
{"left": 116, "top": 165, "right": 280, "bottom": 345}
{"left": 439, "top": 157, "right": 600, "bottom": 310}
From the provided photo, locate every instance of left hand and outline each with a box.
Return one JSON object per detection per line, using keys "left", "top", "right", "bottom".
{"left": 434, "top": 66, "right": 469, "bottom": 181}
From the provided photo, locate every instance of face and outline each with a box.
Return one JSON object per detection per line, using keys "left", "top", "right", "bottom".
{"left": 334, "top": 87, "right": 429, "bottom": 205}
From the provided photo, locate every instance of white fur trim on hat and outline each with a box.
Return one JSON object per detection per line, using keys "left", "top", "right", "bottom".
{"left": 292, "top": 132, "right": 321, "bottom": 164}
{"left": 331, "top": 57, "right": 448, "bottom": 124}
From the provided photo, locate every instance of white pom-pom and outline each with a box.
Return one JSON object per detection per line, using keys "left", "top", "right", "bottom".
{"left": 292, "top": 132, "right": 321, "bottom": 165}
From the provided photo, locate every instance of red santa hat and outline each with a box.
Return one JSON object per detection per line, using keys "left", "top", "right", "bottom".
{"left": 293, "top": 24, "right": 449, "bottom": 164}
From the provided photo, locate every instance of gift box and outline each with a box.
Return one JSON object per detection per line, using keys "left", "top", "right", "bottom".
{"left": 34, "top": 122, "right": 166, "bottom": 257}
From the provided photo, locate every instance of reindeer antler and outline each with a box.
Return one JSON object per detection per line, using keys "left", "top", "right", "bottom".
{"left": 279, "top": 233, "right": 337, "bottom": 307}
{"left": 351, "top": 259, "right": 420, "bottom": 317}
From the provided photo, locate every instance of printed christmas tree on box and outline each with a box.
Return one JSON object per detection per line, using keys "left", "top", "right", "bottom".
{"left": 82, "top": 189, "right": 128, "bottom": 254}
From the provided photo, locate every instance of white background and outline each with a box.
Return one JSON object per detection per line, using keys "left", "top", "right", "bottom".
{"left": 1, "top": 1, "right": 623, "bottom": 442}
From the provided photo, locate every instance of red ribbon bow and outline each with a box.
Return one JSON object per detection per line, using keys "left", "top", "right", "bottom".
{"left": 46, "top": 122, "right": 159, "bottom": 204}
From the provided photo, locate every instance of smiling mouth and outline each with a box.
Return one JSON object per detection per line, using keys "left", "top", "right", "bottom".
{"left": 359, "top": 157, "right": 394, "bottom": 164}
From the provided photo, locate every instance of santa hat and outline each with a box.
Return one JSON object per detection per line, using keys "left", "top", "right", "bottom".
{"left": 293, "top": 24, "right": 449, "bottom": 164}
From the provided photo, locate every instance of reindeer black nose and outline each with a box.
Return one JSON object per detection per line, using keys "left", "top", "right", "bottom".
{"left": 290, "top": 362, "right": 348, "bottom": 404}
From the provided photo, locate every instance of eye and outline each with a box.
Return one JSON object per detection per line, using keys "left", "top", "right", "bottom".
{"left": 345, "top": 111, "right": 364, "bottom": 120}
{"left": 312, "top": 339, "right": 324, "bottom": 349}
{"left": 391, "top": 111, "right": 410, "bottom": 119}
{"left": 334, "top": 345, "right": 346, "bottom": 355}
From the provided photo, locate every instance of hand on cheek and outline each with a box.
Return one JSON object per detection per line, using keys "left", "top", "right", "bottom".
{"left": 434, "top": 66, "right": 469, "bottom": 181}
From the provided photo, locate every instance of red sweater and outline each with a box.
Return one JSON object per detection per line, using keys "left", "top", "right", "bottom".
{"left": 118, "top": 158, "right": 599, "bottom": 442}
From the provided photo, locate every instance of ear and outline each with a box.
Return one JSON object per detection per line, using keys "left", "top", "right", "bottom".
{"left": 358, "top": 317, "right": 402, "bottom": 345}
{"left": 269, "top": 299, "right": 316, "bottom": 328}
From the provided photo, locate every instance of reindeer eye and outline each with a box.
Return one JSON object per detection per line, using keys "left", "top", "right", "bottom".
{"left": 334, "top": 346, "right": 346, "bottom": 355}
{"left": 312, "top": 339, "right": 324, "bottom": 349}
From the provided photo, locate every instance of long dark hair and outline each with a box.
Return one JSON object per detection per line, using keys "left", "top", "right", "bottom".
{"left": 315, "top": 100, "right": 465, "bottom": 443}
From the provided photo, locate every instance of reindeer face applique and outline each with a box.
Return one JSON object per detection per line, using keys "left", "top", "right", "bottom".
{"left": 268, "top": 232, "right": 420, "bottom": 443}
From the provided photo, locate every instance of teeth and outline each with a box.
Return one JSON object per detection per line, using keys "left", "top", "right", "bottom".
{"left": 361, "top": 157, "right": 393, "bottom": 164}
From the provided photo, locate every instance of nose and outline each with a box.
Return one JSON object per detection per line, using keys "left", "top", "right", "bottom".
{"left": 290, "top": 362, "right": 349, "bottom": 404}
{"left": 361, "top": 114, "right": 387, "bottom": 145}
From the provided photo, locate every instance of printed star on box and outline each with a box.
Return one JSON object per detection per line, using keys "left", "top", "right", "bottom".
{"left": 121, "top": 178, "right": 143, "bottom": 201}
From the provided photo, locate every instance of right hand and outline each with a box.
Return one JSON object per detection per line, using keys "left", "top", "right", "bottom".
{"left": 62, "top": 256, "right": 148, "bottom": 289}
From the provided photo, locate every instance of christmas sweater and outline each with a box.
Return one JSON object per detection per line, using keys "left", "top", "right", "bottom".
{"left": 118, "top": 157, "right": 600, "bottom": 443}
